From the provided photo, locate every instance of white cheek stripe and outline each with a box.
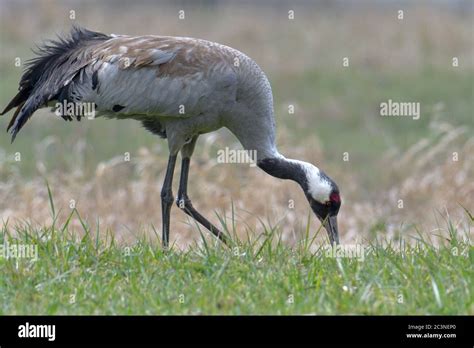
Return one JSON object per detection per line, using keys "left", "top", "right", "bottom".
{"left": 289, "top": 159, "right": 332, "bottom": 203}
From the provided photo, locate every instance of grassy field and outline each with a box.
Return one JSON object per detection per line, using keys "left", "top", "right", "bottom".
{"left": 1, "top": 199, "right": 472, "bottom": 315}
{"left": 0, "top": 1, "right": 473, "bottom": 315}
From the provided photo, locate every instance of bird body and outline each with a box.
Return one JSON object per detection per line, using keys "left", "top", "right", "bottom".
{"left": 2, "top": 27, "right": 341, "bottom": 247}
{"left": 92, "top": 33, "right": 277, "bottom": 160}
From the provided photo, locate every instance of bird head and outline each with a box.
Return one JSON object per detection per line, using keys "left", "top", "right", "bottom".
{"left": 257, "top": 157, "right": 341, "bottom": 244}
{"left": 301, "top": 163, "right": 341, "bottom": 244}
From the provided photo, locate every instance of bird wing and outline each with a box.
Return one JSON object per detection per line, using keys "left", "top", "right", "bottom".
{"left": 85, "top": 35, "right": 227, "bottom": 118}
{"left": 2, "top": 27, "right": 238, "bottom": 141}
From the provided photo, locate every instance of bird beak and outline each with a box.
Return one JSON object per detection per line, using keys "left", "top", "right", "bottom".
{"left": 323, "top": 215, "right": 339, "bottom": 245}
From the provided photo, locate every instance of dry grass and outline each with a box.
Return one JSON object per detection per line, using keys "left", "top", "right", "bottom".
{"left": 1, "top": 118, "right": 472, "bottom": 247}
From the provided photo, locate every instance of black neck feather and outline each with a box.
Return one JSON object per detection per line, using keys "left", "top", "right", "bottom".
{"left": 257, "top": 157, "right": 308, "bottom": 191}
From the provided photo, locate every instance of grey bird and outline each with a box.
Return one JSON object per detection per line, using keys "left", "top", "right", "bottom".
{"left": 1, "top": 27, "right": 342, "bottom": 247}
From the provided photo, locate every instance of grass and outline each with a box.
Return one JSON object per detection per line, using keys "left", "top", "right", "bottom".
{"left": 0, "top": 193, "right": 472, "bottom": 315}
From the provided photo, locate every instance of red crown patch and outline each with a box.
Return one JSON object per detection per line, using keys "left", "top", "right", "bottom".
{"left": 330, "top": 192, "right": 341, "bottom": 203}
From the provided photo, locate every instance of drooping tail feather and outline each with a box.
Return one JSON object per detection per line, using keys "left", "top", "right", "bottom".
{"left": 1, "top": 26, "right": 110, "bottom": 142}
{"left": 6, "top": 101, "right": 25, "bottom": 133}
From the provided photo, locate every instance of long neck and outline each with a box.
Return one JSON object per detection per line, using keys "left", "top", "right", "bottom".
{"left": 226, "top": 66, "right": 310, "bottom": 188}
{"left": 257, "top": 155, "right": 309, "bottom": 192}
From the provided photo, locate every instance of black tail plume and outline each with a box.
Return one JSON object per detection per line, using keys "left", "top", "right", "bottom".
{"left": 2, "top": 26, "right": 110, "bottom": 142}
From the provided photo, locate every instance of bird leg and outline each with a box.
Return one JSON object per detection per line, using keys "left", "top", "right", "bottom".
{"left": 161, "top": 155, "right": 177, "bottom": 248}
{"left": 176, "top": 157, "right": 229, "bottom": 246}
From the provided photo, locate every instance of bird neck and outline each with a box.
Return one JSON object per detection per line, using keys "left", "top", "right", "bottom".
{"left": 257, "top": 154, "right": 309, "bottom": 192}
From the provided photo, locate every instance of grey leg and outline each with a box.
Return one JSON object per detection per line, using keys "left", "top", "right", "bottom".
{"left": 176, "top": 157, "right": 229, "bottom": 245}
{"left": 161, "top": 155, "right": 177, "bottom": 248}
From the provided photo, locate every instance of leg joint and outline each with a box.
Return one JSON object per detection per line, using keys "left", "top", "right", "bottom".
{"left": 161, "top": 189, "right": 174, "bottom": 204}
{"left": 176, "top": 195, "right": 191, "bottom": 209}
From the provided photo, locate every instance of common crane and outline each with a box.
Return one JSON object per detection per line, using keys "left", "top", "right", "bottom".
{"left": 1, "top": 27, "right": 341, "bottom": 247}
